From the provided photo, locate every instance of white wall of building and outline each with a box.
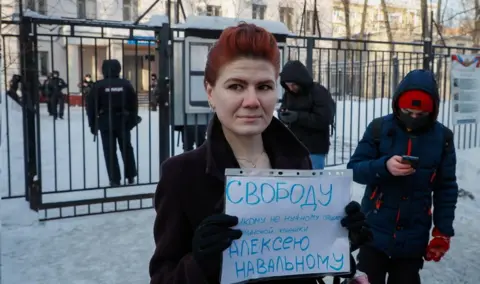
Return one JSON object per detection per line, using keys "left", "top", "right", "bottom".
{"left": 1, "top": 0, "right": 333, "bottom": 93}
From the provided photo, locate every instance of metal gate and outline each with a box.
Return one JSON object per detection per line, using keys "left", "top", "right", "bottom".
{"left": 1, "top": 14, "right": 170, "bottom": 221}
{"left": 3, "top": 13, "right": 480, "bottom": 221}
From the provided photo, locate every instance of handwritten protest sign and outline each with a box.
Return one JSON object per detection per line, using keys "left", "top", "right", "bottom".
{"left": 221, "top": 169, "right": 352, "bottom": 284}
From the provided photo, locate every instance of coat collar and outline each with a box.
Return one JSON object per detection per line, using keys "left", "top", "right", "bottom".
{"left": 205, "top": 114, "right": 311, "bottom": 181}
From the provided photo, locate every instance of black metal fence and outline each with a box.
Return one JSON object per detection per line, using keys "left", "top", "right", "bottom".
{"left": 1, "top": 15, "right": 479, "bottom": 221}
{"left": 285, "top": 37, "right": 480, "bottom": 166}
{"left": 1, "top": 16, "right": 170, "bottom": 220}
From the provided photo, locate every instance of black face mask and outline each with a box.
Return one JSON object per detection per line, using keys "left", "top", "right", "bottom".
{"left": 398, "top": 112, "right": 431, "bottom": 131}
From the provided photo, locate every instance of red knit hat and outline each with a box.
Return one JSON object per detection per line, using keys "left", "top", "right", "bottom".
{"left": 398, "top": 90, "right": 434, "bottom": 112}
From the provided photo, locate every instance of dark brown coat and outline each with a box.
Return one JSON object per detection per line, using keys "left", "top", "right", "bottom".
{"left": 149, "top": 115, "right": 326, "bottom": 284}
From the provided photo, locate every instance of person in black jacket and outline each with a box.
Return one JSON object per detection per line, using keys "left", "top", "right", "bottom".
{"left": 87, "top": 59, "right": 138, "bottom": 186}
{"left": 78, "top": 74, "right": 94, "bottom": 108}
{"left": 42, "top": 73, "right": 53, "bottom": 115}
{"left": 7, "top": 74, "right": 21, "bottom": 103}
{"left": 47, "top": 70, "right": 68, "bottom": 119}
{"left": 278, "top": 60, "right": 335, "bottom": 169}
{"left": 150, "top": 74, "right": 158, "bottom": 111}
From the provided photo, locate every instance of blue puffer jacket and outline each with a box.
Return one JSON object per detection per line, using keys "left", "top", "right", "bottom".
{"left": 347, "top": 69, "right": 458, "bottom": 258}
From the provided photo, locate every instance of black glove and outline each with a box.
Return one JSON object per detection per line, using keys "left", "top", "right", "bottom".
{"left": 278, "top": 110, "right": 299, "bottom": 124}
{"left": 340, "top": 201, "right": 373, "bottom": 251}
{"left": 192, "top": 214, "right": 242, "bottom": 270}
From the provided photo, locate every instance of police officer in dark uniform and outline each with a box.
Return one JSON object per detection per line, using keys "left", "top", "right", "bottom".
{"left": 47, "top": 70, "right": 68, "bottom": 119}
{"left": 7, "top": 74, "right": 21, "bottom": 103}
{"left": 42, "top": 73, "right": 53, "bottom": 115}
{"left": 78, "top": 74, "right": 94, "bottom": 108}
{"left": 87, "top": 59, "right": 138, "bottom": 186}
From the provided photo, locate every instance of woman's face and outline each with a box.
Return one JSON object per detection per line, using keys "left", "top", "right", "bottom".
{"left": 206, "top": 58, "right": 278, "bottom": 137}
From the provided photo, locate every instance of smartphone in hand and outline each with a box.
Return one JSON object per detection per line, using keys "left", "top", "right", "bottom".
{"left": 401, "top": 155, "right": 419, "bottom": 168}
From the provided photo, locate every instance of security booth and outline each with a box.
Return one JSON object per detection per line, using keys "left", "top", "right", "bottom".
{"left": 171, "top": 16, "right": 291, "bottom": 130}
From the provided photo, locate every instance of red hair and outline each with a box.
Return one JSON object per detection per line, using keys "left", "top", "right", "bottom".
{"left": 204, "top": 22, "right": 280, "bottom": 87}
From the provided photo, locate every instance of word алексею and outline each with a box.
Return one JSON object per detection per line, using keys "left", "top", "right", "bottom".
{"left": 226, "top": 180, "right": 333, "bottom": 211}
{"left": 229, "top": 235, "right": 310, "bottom": 257}
{"left": 233, "top": 253, "right": 345, "bottom": 279}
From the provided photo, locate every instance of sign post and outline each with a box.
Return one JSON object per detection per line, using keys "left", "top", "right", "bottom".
{"left": 221, "top": 169, "right": 352, "bottom": 284}
{"left": 450, "top": 54, "right": 480, "bottom": 125}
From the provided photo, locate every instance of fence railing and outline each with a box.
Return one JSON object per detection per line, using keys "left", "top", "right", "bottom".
{"left": 1, "top": 16, "right": 478, "bottom": 220}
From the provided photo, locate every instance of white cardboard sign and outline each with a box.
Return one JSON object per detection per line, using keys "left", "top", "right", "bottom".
{"left": 221, "top": 169, "right": 352, "bottom": 284}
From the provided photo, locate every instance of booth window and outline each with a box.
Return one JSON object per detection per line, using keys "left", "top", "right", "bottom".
{"left": 252, "top": 4, "right": 266, "bottom": 20}
{"left": 123, "top": 0, "right": 139, "bottom": 21}
{"left": 279, "top": 7, "right": 294, "bottom": 31}
{"left": 206, "top": 5, "right": 221, "bottom": 16}
{"left": 77, "top": 0, "right": 97, "bottom": 19}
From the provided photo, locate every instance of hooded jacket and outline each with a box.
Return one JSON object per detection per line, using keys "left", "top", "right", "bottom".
{"left": 392, "top": 69, "right": 440, "bottom": 130}
{"left": 347, "top": 69, "right": 458, "bottom": 258}
{"left": 279, "top": 60, "right": 334, "bottom": 154}
{"left": 87, "top": 59, "right": 138, "bottom": 131}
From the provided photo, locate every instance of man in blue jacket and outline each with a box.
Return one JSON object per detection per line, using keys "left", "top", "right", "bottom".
{"left": 347, "top": 69, "right": 458, "bottom": 284}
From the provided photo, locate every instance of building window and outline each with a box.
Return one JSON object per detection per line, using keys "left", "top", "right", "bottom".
{"left": 206, "top": 5, "right": 221, "bottom": 16}
{"left": 77, "top": 0, "right": 97, "bottom": 19}
{"left": 252, "top": 4, "right": 266, "bottom": 20}
{"left": 165, "top": 1, "right": 179, "bottom": 23}
{"left": 388, "top": 13, "right": 401, "bottom": 24}
{"left": 333, "top": 7, "right": 343, "bottom": 23}
{"left": 279, "top": 7, "right": 293, "bottom": 31}
{"left": 123, "top": 0, "right": 139, "bottom": 21}
{"left": 27, "top": 0, "right": 47, "bottom": 15}
{"left": 38, "top": 51, "right": 49, "bottom": 76}
{"left": 305, "top": 10, "right": 315, "bottom": 33}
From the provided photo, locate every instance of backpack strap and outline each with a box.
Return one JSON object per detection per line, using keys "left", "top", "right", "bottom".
{"left": 431, "top": 126, "right": 454, "bottom": 185}
{"left": 440, "top": 126, "right": 454, "bottom": 163}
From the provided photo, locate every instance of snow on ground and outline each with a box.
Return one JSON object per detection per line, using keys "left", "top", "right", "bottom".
{"left": 2, "top": 148, "right": 479, "bottom": 284}
{"left": 1, "top": 97, "right": 480, "bottom": 283}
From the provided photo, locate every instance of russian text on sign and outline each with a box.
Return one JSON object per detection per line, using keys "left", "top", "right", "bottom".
{"left": 221, "top": 169, "right": 352, "bottom": 284}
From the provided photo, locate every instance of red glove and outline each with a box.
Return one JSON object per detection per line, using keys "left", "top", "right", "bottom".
{"left": 425, "top": 227, "right": 450, "bottom": 262}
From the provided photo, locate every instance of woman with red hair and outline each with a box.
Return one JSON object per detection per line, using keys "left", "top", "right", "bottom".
{"left": 149, "top": 22, "right": 371, "bottom": 284}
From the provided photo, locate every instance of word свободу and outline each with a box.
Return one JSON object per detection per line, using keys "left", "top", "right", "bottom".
{"left": 226, "top": 180, "right": 333, "bottom": 211}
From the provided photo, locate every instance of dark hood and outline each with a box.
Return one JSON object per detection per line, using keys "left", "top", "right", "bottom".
{"left": 102, "top": 59, "right": 121, "bottom": 78}
{"left": 280, "top": 60, "right": 314, "bottom": 93}
{"left": 392, "top": 69, "right": 440, "bottom": 121}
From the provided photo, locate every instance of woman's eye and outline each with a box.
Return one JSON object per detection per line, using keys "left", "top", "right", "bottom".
{"left": 228, "top": 84, "right": 243, "bottom": 91}
{"left": 258, "top": 85, "right": 273, "bottom": 91}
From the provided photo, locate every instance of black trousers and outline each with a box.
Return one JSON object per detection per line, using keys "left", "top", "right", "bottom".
{"left": 46, "top": 96, "right": 53, "bottom": 114}
{"left": 100, "top": 128, "right": 137, "bottom": 183}
{"left": 182, "top": 125, "right": 207, "bottom": 151}
{"left": 357, "top": 246, "right": 423, "bottom": 284}
{"left": 50, "top": 93, "right": 64, "bottom": 117}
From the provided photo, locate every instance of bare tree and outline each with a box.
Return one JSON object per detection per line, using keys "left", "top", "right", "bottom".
{"left": 231, "top": 0, "right": 251, "bottom": 18}
{"left": 359, "top": 0, "right": 368, "bottom": 39}
{"left": 340, "top": 0, "right": 351, "bottom": 40}
{"left": 474, "top": 0, "right": 480, "bottom": 46}
{"left": 380, "top": 0, "right": 393, "bottom": 51}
